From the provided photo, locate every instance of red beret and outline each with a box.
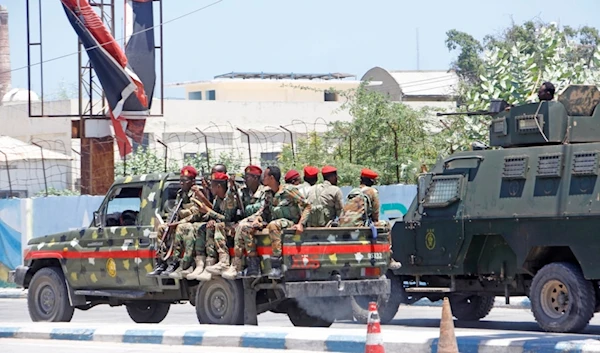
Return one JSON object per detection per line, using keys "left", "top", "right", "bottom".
{"left": 244, "top": 165, "right": 262, "bottom": 176}
{"left": 211, "top": 172, "right": 229, "bottom": 181}
{"left": 181, "top": 165, "right": 198, "bottom": 178}
{"left": 303, "top": 166, "right": 319, "bottom": 177}
{"left": 284, "top": 169, "right": 300, "bottom": 182}
{"left": 321, "top": 165, "right": 337, "bottom": 174}
{"left": 361, "top": 168, "right": 378, "bottom": 179}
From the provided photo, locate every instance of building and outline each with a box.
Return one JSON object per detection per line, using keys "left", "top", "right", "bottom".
{"left": 0, "top": 69, "right": 460, "bottom": 194}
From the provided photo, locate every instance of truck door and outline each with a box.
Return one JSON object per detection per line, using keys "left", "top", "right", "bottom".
{"left": 414, "top": 173, "right": 466, "bottom": 267}
{"left": 80, "top": 183, "right": 144, "bottom": 288}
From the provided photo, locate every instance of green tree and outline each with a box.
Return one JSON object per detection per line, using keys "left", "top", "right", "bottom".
{"left": 278, "top": 82, "right": 449, "bottom": 185}
{"left": 443, "top": 22, "right": 600, "bottom": 150}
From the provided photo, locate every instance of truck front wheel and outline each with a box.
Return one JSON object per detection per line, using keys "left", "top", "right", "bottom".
{"left": 125, "top": 302, "right": 170, "bottom": 323}
{"left": 27, "top": 267, "right": 74, "bottom": 322}
{"left": 449, "top": 294, "right": 495, "bottom": 321}
{"left": 196, "top": 277, "right": 244, "bottom": 325}
{"left": 530, "top": 262, "right": 595, "bottom": 333}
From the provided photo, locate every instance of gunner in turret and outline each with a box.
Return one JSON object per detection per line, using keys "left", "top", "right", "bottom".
{"left": 538, "top": 81, "right": 555, "bottom": 101}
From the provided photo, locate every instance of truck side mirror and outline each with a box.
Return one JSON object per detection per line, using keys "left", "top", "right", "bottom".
{"left": 93, "top": 211, "right": 101, "bottom": 227}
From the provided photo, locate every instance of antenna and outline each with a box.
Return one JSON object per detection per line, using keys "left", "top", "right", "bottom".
{"left": 416, "top": 28, "right": 420, "bottom": 70}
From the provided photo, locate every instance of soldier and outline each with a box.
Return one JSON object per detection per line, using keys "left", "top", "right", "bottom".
{"left": 150, "top": 166, "right": 207, "bottom": 277}
{"left": 338, "top": 168, "right": 401, "bottom": 270}
{"left": 202, "top": 163, "right": 229, "bottom": 203}
{"left": 305, "top": 165, "right": 344, "bottom": 227}
{"left": 284, "top": 169, "right": 301, "bottom": 185}
{"left": 221, "top": 165, "right": 269, "bottom": 280}
{"left": 538, "top": 81, "right": 555, "bottom": 101}
{"left": 298, "top": 166, "right": 318, "bottom": 198}
{"left": 250, "top": 166, "right": 311, "bottom": 279}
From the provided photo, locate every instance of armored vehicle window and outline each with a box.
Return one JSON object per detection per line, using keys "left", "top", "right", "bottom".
{"left": 104, "top": 186, "right": 143, "bottom": 226}
{"left": 423, "top": 175, "right": 462, "bottom": 208}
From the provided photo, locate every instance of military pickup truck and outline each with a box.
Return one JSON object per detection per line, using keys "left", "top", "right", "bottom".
{"left": 11, "top": 172, "right": 391, "bottom": 326}
{"left": 352, "top": 85, "right": 600, "bottom": 334}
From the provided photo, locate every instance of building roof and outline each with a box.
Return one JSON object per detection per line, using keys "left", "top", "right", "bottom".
{"left": 0, "top": 136, "right": 72, "bottom": 162}
{"left": 213, "top": 72, "right": 356, "bottom": 80}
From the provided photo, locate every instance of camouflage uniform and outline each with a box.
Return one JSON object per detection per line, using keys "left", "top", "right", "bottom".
{"left": 192, "top": 180, "right": 242, "bottom": 280}
{"left": 297, "top": 181, "right": 312, "bottom": 199}
{"left": 305, "top": 180, "right": 344, "bottom": 227}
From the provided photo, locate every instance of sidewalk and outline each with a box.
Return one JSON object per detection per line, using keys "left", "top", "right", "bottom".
{"left": 0, "top": 322, "right": 597, "bottom": 352}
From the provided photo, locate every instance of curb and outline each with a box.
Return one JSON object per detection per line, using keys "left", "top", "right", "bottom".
{"left": 0, "top": 289, "right": 27, "bottom": 299}
{"left": 0, "top": 324, "right": 599, "bottom": 352}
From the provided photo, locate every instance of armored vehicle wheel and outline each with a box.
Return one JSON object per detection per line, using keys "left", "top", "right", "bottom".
{"left": 287, "top": 301, "right": 333, "bottom": 327}
{"left": 351, "top": 274, "right": 404, "bottom": 324}
{"left": 196, "top": 277, "right": 244, "bottom": 325}
{"left": 449, "top": 294, "right": 495, "bottom": 321}
{"left": 530, "top": 262, "right": 595, "bottom": 333}
{"left": 125, "top": 302, "right": 170, "bottom": 323}
{"left": 27, "top": 267, "right": 74, "bottom": 322}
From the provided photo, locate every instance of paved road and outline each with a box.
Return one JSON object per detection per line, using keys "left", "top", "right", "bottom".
{"left": 0, "top": 339, "right": 324, "bottom": 353}
{"left": 5, "top": 298, "right": 600, "bottom": 335}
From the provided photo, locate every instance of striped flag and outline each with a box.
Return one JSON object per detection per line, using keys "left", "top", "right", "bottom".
{"left": 60, "top": 0, "right": 153, "bottom": 157}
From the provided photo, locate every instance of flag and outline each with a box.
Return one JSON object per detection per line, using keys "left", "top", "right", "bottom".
{"left": 61, "top": 0, "right": 151, "bottom": 157}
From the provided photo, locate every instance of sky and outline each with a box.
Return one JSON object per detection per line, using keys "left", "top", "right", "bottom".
{"left": 2, "top": 0, "right": 600, "bottom": 100}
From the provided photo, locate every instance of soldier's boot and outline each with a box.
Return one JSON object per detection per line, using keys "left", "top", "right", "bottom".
{"left": 161, "top": 260, "right": 180, "bottom": 277}
{"left": 267, "top": 256, "right": 282, "bottom": 279}
{"left": 186, "top": 256, "right": 206, "bottom": 280}
{"left": 196, "top": 257, "right": 217, "bottom": 282}
{"left": 205, "top": 252, "right": 231, "bottom": 276}
{"left": 246, "top": 256, "right": 261, "bottom": 277}
{"left": 170, "top": 259, "right": 192, "bottom": 279}
{"left": 389, "top": 258, "right": 402, "bottom": 270}
{"left": 147, "top": 261, "right": 167, "bottom": 276}
{"left": 222, "top": 257, "right": 243, "bottom": 280}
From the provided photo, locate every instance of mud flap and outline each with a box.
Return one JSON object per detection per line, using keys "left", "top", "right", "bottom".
{"left": 243, "top": 279, "right": 258, "bottom": 325}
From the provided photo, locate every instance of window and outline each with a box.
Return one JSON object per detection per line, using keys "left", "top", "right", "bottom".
{"left": 423, "top": 176, "right": 462, "bottom": 208}
{"left": 188, "top": 91, "right": 202, "bottom": 100}
{"left": 206, "top": 90, "right": 216, "bottom": 100}
{"left": 324, "top": 91, "right": 338, "bottom": 102}
{"left": 260, "top": 152, "right": 280, "bottom": 168}
{"left": 104, "top": 186, "right": 143, "bottom": 226}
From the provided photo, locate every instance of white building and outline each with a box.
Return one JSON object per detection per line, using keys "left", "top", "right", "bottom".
{"left": 0, "top": 69, "right": 459, "bottom": 193}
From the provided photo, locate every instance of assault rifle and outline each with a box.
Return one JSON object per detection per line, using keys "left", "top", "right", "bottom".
{"left": 157, "top": 196, "right": 184, "bottom": 261}
{"left": 437, "top": 99, "right": 510, "bottom": 117}
{"left": 228, "top": 173, "right": 246, "bottom": 221}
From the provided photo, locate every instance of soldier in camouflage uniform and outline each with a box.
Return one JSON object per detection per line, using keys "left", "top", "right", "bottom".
{"left": 150, "top": 166, "right": 208, "bottom": 277}
{"left": 222, "top": 165, "right": 268, "bottom": 280}
{"left": 284, "top": 169, "right": 301, "bottom": 185}
{"left": 338, "top": 168, "right": 401, "bottom": 270}
{"left": 305, "top": 165, "right": 344, "bottom": 227}
{"left": 238, "top": 166, "right": 311, "bottom": 279}
{"left": 297, "top": 166, "right": 318, "bottom": 198}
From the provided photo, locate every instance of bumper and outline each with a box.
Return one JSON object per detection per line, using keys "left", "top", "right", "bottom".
{"left": 284, "top": 278, "right": 390, "bottom": 298}
{"left": 10, "top": 266, "right": 30, "bottom": 288}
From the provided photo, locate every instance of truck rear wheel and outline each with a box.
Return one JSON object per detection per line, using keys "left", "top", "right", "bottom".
{"left": 196, "top": 277, "right": 244, "bottom": 325}
{"left": 530, "top": 262, "right": 595, "bottom": 333}
{"left": 449, "top": 294, "right": 495, "bottom": 321}
{"left": 287, "top": 301, "right": 333, "bottom": 327}
{"left": 125, "top": 302, "right": 170, "bottom": 323}
{"left": 351, "top": 274, "right": 404, "bottom": 324}
{"left": 27, "top": 267, "right": 74, "bottom": 322}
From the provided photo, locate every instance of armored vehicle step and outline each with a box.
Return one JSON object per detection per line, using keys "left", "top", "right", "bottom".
{"left": 73, "top": 290, "right": 147, "bottom": 299}
{"left": 404, "top": 287, "right": 452, "bottom": 293}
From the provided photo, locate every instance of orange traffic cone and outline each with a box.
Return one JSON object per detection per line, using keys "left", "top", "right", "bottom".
{"left": 365, "top": 301, "right": 385, "bottom": 353}
{"left": 437, "top": 297, "right": 459, "bottom": 353}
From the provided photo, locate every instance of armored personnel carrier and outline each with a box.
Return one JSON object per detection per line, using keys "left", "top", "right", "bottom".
{"left": 354, "top": 85, "right": 600, "bottom": 333}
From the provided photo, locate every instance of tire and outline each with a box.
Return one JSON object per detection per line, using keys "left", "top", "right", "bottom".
{"left": 530, "top": 262, "right": 595, "bottom": 333}
{"left": 27, "top": 267, "right": 74, "bottom": 322}
{"left": 287, "top": 301, "right": 333, "bottom": 327}
{"left": 449, "top": 294, "right": 495, "bottom": 321}
{"left": 351, "top": 274, "right": 404, "bottom": 324}
{"left": 125, "top": 302, "right": 170, "bottom": 323}
{"left": 196, "top": 277, "right": 244, "bottom": 325}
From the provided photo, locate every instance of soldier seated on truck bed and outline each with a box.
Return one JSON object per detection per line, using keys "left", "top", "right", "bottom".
{"left": 304, "top": 165, "right": 344, "bottom": 227}
{"left": 339, "top": 168, "right": 401, "bottom": 270}
{"left": 224, "top": 166, "right": 311, "bottom": 280}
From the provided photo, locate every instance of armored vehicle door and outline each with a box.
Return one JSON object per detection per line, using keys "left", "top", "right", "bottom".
{"left": 80, "top": 183, "right": 145, "bottom": 289}
{"left": 413, "top": 171, "right": 467, "bottom": 267}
